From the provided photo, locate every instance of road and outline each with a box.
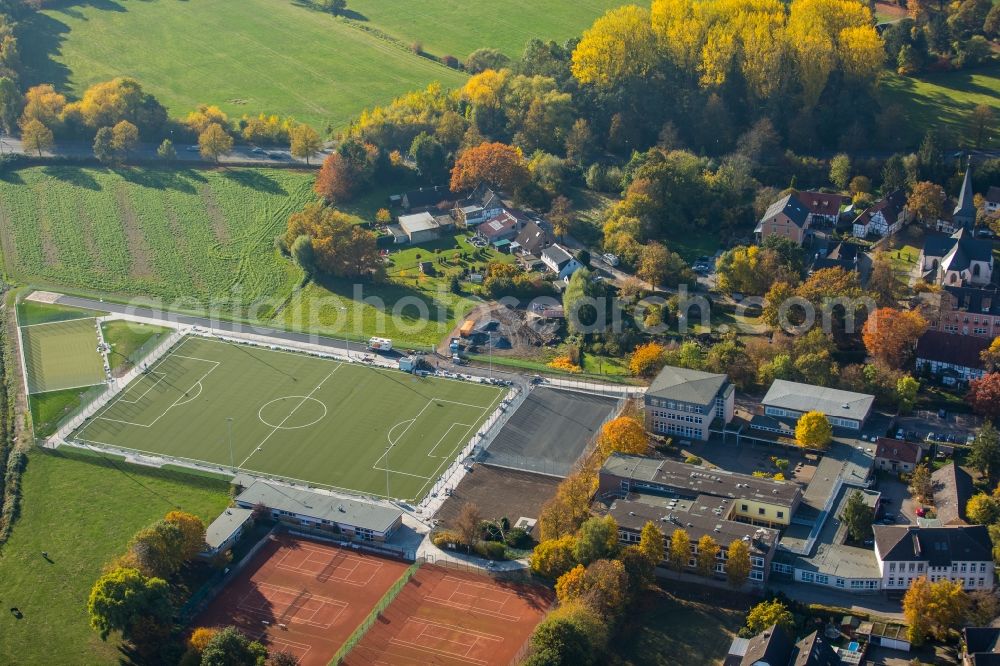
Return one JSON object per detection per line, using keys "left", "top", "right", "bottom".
{"left": 2, "top": 136, "right": 327, "bottom": 168}
{"left": 51, "top": 294, "right": 639, "bottom": 394}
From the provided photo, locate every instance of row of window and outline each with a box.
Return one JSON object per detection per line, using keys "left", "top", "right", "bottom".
{"left": 885, "top": 576, "right": 988, "bottom": 588}
{"left": 737, "top": 503, "right": 785, "bottom": 520}
{"left": 647, "top": 398, "right": 706, "bottom": 414}
{"left": 889, "top": 561, "right": 988, "bottom": 574}
{"left": 651, "top": 410, "right": 703, "bottom": 425}
{"left": 655, "top": 423, "right": 701, "bottom": 439}
{"left": 619, "top": 530, "right": 764, "bottom": 570}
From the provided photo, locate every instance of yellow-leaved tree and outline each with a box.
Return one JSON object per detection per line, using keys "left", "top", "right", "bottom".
{"left": 571, "top": 5, "right": 658, "bottom": 88}
{"left": 597, "top": 416, "right": 649, "bottom": 457}
{"left": 629, "top": 342, "right": 666, "bottom": 378}
{"left": 795, "top": 411, "right": 833, "bottom": 449}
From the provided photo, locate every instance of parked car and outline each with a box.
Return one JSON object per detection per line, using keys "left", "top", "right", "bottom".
{"left": 251, "top": 147, "right": 265, "bottom": 154}
{"left": 602, "top": 253, "right": 619, "bottom": 266}
{"left": 895, "top": 428, "right": 905, "bottom": 440}
{"left": 915, "top": 507, "right": 926, "bottom": 517}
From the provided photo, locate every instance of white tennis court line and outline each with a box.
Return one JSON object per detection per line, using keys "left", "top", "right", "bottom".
{"left": 389, "top": 618, "right": 503, "bottom": 666}
{"left": 273, "top": 547, "right": 381, "bottom": 587}
{"left": 239, "top": 364, "right": 342, "bottom": 468}
{"left": 425, "top": 577, "right": 521, "bottom": 622}
{"left": 251, "top": 631, "right": 312, "bottom": 663}
{"left": 238, "top": 582, "right": 347, "bottom": 629}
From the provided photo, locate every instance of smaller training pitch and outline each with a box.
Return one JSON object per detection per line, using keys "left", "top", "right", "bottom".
{"left": 21, "top": 318, "right": 105, "bottom": 394}
{"left": 72, "top": 336, "right": 504, "bottom": 501}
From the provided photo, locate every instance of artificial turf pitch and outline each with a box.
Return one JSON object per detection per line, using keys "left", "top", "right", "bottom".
{"left": 71, "top": 336, "right": 504, "bottom": 501}
{"left": 21, "top": 318, "right": 105, "bottom": 394}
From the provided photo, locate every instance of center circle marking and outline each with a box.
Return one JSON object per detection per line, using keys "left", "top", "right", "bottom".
{"left": 258, "top": 396, "right": 328, "bottom": 429}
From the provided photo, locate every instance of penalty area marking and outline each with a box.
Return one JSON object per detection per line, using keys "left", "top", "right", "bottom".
{"left": 116, "top": 371, "right": 167, "bottom": 404}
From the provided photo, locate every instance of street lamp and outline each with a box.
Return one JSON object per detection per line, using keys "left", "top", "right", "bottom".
{"left": 226, "top": 417, "right": 234, "bottom": 470}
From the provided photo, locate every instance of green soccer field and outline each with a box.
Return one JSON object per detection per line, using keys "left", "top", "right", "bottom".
{"left": 21, "top": 318, "right": 105, "bottom": 394}
{"left": 71, "top": 336, "right": 504, "bottom": 501}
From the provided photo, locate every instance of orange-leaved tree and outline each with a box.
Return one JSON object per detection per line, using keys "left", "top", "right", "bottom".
{"left": 861, "top": 307, "right": 927, "bottom": 370}
{"left": 449, "top": 141, "right": 529, "bottom": 192}
{"left": 597, "top": 416, "right": 648, "bottom": 457}
{"left": 629, "top": 341, "right": 666, "bottom": 377}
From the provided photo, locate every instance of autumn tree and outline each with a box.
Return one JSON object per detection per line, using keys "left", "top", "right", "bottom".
{"left": 21, "top": 119, "right": 53, "bottom": 156}
{"left": 904, "top": 577, "right": 969, "bottom": 645}
{"left": 638, "top": 521, "right": 665, "bottom": 567}
{"left": 289, "top": 123, "right": 322, "bottom": 164}
{"left": 530, "top": 535, "right": 577, "bottom": 578}
{"left": 188, "top": 627, "right": 218, "bottom": 653}
{"left": 450, "top": 141, "right": 529, "bottom": 192}
{"left": 93, "top": 127, "right": 114, "bottom": 163}
{"left": 908, "top": 181, "right": 947, "bottom": 223}
{"left": 967, "top": 493, "right": 1000, "bottom": 525}
{"left": 565, "top": 118, "right": 596, "bottom": 165}
{"left": 555, "top": 564, "right": 588, "bottom": 603}
{"left": 695, "top": 535, "right": 720, "bottom": 577}
{"left": 573, "top": 515, "right": 618, "bottom": 565}
{"left": 745, "top": 599, "right": 794, "bottom": 636}
{"left": 868, "top": 251, "right": 905, "bottom": 307}
{"left": 968, "top": 374, "right": 1000, "bottom": 421}
{"left": 840, "top": 489, "right": 874, "bottom": 541}
{"left": 571, "top": 5, "right": 657, "bottom": 88}
{"left": 127, "top": 520, "right": 186, "bottom": 579}
{"left": 861, "top": 307, "right": 928, "bottom": 370}
{"left": 637, "top": 241, "right": 670, "bottom": 291}
{"left": 829, "top": 153, "right": 852, "bottom": 189}
{"left": 64, "top": 77, "right": 166, "bottom": 133}
{"left": 629, "top": 342, "right": 666, "bottom": 377}
{"left": 597, "top": 416, "right": 648, "bottom": 457}
{"left": 164, "top": 511, "right": 206, "bottom": 561}
{"left": 668, "top": 528, "right": 690, "bottom": 571}
{"left": 199, "top": 123, "right": 233, "bottom": 163}
{"left": 577, "top": 559, "right": 629, "bottom": 619}
{"left": 19, "top": 83, "right": 66, "bottom": 130}
{"left": 87, "top": 567, "right": 172, "bottom": 641}
{"left": 909, "top": 463, "right": 934, "bottom": 504}
{"left": 110, "top": 120, "right": 139, "bottom": 158}
{"left": 548, "top": 195, "right": 573, "bottom": 241}
{"left": 726, "top": 539, "right": 751, "bottom": 588}
{"left": 795, "top": 411, "right": 833, "bottom": 449}
{"left": 284, "top": 202, "right": 384, "bottom": 279}
{"left": 969, "top": 423, "right": 1000, "bottom": 482}
{"left": 527, "top": 601, "right": 607, "bottom": 666}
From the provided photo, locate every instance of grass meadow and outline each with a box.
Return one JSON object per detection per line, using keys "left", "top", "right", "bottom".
{"left": 0, "top": 448, "right": 229, "bottom": 665}
{"left": 346, "top": 0, "right": 622, "bottom": 59}
{"left": 0, "top": 166, "right": 313, "bottom": 307}
{"left": 879, "top": 65, "right": 1000, "bottom": 148}
{"left": 19, "top": 0, "right": 466, "bottom": 130}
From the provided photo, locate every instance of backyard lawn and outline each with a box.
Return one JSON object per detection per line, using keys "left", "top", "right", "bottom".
{"left": 0, "top": 449, "right": 229, "bottom": 665}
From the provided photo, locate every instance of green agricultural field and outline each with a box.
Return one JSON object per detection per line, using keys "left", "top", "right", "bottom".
{"left": 72, "top": 336, "right": 504, "bottom": 501}
{"left": 0, "top": 448, "right": 229, "bottom": 666}
{"left": 21, "top": 317, "right": 104, "bottom": 394}
{"left": 879, "top": 66, "right": 1000, "bottom": 148}
{"left": 20, "top": 0, "right": 466, "bottom": 130}
{"left": 0, "top": 166, "right": 313, "bottom": 307}
{"left": 347, "top": 0, "right": 622, "bottom": 59}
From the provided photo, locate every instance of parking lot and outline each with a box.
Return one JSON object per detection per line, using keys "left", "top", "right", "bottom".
{"left": 895, "top": 410, "right": 980, "bottom": 446}
{"left": 872, "top": 475, "right": 917, "bottom": 526}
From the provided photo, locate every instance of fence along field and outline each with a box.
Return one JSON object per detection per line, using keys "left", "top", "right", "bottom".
{"left": 20, "top": 318, "right": 105, "bottom": 394}
{"left": 71, "top": 336, "right": 505, "bottom": 501}
{"left": 0, "top": 167, "right": 314, "bottom": 308}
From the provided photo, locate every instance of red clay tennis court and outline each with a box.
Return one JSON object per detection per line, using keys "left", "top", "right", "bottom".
{"left": 344, "top": 564, "right": 553, "bottom": 666}
{"left": 195, "top": 534, "right": 411, "bottom": 666}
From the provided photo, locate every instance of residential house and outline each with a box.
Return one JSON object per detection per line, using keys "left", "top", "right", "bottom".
{"left": 851, "top": 190, "right": 909, "bottom": 239}
{"left": 755, "top": 379, "right": 875, "bottom": 433}
{"left": 811, "top": 241, "right": 869, "bottom": 277}
{"left": 916, "top": 330, "right": 991, "bottom": 385}
{"left": 453, "top": 184, "right": 504, "bottom": 227}
{"left": 919, "top": 228, "right": 994, "bottom": 287}
{"left": 790, "top": 632, "right": 841, "bottom": 666}
{"left": 599, "top": 454, "right": 802, "bottom": 529}
{"left": 643, "top": 364, "right": 735, "bottom": 441}
{"left": 539, "top": 244, "right": 582, "bottom": 280}
{"left": 873, "top": 438, "right": 924, "bottom": 474}
{"left": 202, "top": 506, "right": 254, "bottom": 556}
{"left": 233, "top": 477, "right": 403, "bottom": 543}
{"left": 932, "top": 463, "right": 975, "bottom": 526}
{"left": 755, "top": 193, "right": 812, "bottom": 246}
{"left": 512, "top": 219, "right": 554, "bottom": 256}
{"left": 610, "top": 493, "right": 779, "bottom": 587}
{"left": 477, "top": 210, "right": 521, "bottom": 245}
{"left": 400, "top": 185, "right": 454, "bottom": 213}
{"left": 725, "top": 625, "right": 793, "bottom": 666}
{"left": 963, "top": 627, "right": 1000, "bottom": 665}
{"left": 926, "top": 284, "right": 1000, "bottom": 338}
{"left": 985, "top": 186, "right": 1000, "bottom": 215}
{"left": 874, "top": 524, "right": 994, "bottom": 592}
{"left": 800, "top": 191, "right": 849, "bottom": 227}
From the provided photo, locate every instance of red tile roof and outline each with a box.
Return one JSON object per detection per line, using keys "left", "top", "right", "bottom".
{"left": 874, "top": 438, "right": 923, "bottom": 465}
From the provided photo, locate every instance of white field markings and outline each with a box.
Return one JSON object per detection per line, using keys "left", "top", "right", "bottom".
{"left": 18, "top": 316, "right": 99, "bottom": 329}
{"left": 74, "top": 336, "right": 204, "bottom": 436}
{"left": 116, "top": 372, "right": 167, "bottom": 404}
{"left": 376, "top": 388, "right": 506, "bottom": 499}
{"left": 238, "top": 364, "right": 343, "bottom": 468}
